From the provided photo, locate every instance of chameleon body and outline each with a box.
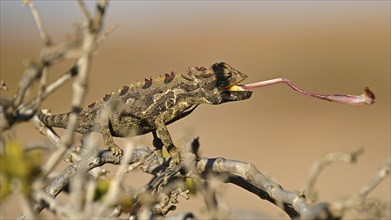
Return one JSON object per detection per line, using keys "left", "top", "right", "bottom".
{"left": 37, "top": 62, "right": 252, "bottom": 164}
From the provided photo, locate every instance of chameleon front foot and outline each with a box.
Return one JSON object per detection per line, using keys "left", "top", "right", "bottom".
{"left": 108, "top": 144, "right": 123, "bottom": 157}
{"left": 102, "top": 127, "right": 123, "bottom": 157}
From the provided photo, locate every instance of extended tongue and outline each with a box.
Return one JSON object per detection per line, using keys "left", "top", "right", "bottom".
{"left": 239, "top": 78, "right": 375, "bottom": 105}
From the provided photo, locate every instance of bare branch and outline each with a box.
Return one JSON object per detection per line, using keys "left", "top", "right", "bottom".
{"left": 23, "top": 139, "right": 389, "bottom": 220}
{"left": 226, "top": 174, "right": 299, "bottom": 218}
{"left": 195, "top": 154, "right": 388, "bottom": 219}
{"left": 31, "top": 147, "right": 156, "bottom": 214}
{"left": 196, "top": 157, "right": 307, "bottom": 219}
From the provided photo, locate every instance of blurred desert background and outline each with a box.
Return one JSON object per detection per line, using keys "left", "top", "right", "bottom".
{"left": 1, "top": 1, "right": 390, "bottom": 219}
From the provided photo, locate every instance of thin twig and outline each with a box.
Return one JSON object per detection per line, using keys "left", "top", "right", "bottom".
{"left": 182, "top": 142, "right": 226, "bottom": 218}
{"left": 76, "top": 0, "right": 91, "bottom": 24}
{"left": 33, "top": 64, "right": 49, "bottom": 110}
{"left": 83, "top": 179, "right": 98, "bottom": 216}
{"left": 34, "top": 191, "right": 69, "bottom": 218}
{"left": 69, "top": 133, "right": 100, "bottom": 216}
{"left": 92, "top": 0, "right": 108, "bottom": 32}
{"left": 332, "top": 157, "right": 391, "bottom": 213}
{"left": 358, "top": 157, "right": 391, "bottom": 197}
{"left": 13, "top": 180, "right": 36, "bottom": 219}
{"left": 12, "top": 62, "right": 43, "bottom": 109}
{"left": 304, "top": 148, "right": 364, "bottom": 202}
{"left": 96, "top": 143, "right": 134, "bottom": 217}
{"left": 24, "top": 0, "right": 51, "bottom": 45}
{"left": 95, "top": 24, "right": 119, "bottom": 48}
{"left": 20, "top": 64, "right": 79, "bottom": 112}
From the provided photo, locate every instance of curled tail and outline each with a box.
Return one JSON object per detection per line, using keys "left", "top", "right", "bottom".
{"left": 37, "top": 110, "right": 69, "bottom": 129}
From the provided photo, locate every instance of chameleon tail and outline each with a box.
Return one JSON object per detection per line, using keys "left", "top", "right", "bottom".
{"left": 37, "top": 110, "right": 69, "bottom": 129}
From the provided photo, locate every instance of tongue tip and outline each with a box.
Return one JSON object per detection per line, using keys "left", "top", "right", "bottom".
{"left": 364, "top": 87, "right": 375, "bottom": 102}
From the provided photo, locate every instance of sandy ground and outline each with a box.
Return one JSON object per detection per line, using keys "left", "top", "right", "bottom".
{"left": 1, "top": 1, "right": 390, "bottom": 219}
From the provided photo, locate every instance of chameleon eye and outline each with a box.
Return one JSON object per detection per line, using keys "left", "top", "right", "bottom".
{"left": 212, "top": 62, "right": 231, "bottom": 74}
{"left": 224, "top": 72, "right": 232, "bottom": 79}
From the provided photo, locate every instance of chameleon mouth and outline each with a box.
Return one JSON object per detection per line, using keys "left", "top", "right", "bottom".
{"left": 220, "top": 79, "right": 253, "bottom": 101}
{"left": 226, "top": 84, "right": 247, "bottom": 91}
{"left": 224, "top": 77, "right": 249, "bottom": 91}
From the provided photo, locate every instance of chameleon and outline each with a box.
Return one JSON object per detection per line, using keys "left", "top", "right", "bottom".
{"left": 37, "top": 62, "right": 253, "bottom": 164}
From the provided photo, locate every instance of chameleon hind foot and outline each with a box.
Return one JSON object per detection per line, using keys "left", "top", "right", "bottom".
{"left": 167, "top": 144, "right": 181, "bottom": 167}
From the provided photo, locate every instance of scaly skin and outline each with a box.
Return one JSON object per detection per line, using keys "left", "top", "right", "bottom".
{"left": 37, "top": 62, "right": 253, "bottom": 164}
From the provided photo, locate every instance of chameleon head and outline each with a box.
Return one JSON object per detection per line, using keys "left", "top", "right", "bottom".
{"left": 187, "top": 62, "right": 253, "bottom": 104}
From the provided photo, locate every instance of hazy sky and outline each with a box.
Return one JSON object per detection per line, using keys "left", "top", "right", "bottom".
{"left": 2, "top": 1, "right": 389, "bottom": 43}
